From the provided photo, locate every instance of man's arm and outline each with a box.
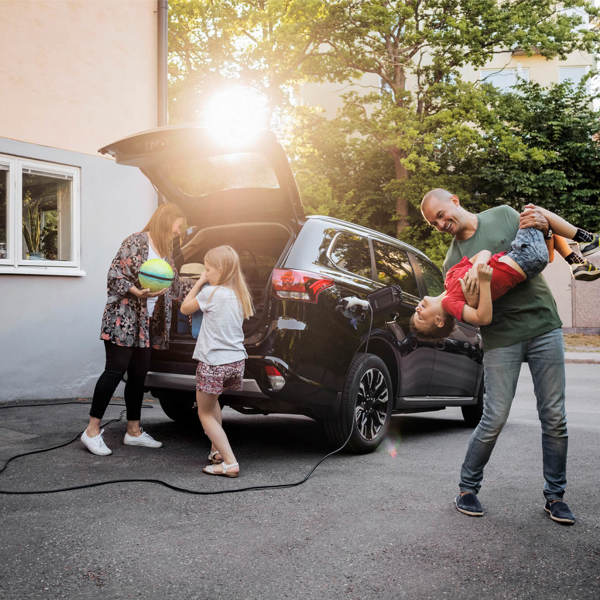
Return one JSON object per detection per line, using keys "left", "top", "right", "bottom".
{"left": 461, "top": 264, "right": 493, "bottom": 326}
{"left": 519, "top": 203, "right": 550, "bottom": 235}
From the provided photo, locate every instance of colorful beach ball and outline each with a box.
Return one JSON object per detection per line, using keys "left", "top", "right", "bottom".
{"left": 139, "top": 258, "right": 174, "bottom": 292}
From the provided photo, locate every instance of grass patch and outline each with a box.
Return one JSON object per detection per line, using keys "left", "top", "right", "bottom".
{"left": 563, "top": 333, "right": 600, "bottom": 352}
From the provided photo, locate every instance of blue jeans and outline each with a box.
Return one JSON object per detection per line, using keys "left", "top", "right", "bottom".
{"left": 459, "top": 328, "right": 567, "bottom": 500}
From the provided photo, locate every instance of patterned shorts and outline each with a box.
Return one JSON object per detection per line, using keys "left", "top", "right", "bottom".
{"left": 195, "top": 359, "right": 245, "bottom": 395}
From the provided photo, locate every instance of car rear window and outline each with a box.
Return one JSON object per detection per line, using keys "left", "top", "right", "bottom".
{"left": 165, "top": 152, "right": 279, "bottom": 197}
{"left": 372, "top": 240, "right": 419, "bottom": 297}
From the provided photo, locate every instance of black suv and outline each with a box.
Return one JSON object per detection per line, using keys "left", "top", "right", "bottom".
{"left": 100, "top": 127, "right": 483, "bottom": 453}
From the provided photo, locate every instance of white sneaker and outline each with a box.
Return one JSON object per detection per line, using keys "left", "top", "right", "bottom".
{"left": 81, "top": 428, "right": 112, "bottom": 456}
{"left": 123, "top": 428, "right": 163, "bottom": 448}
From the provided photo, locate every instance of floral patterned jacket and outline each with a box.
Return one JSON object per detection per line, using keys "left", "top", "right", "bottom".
{"left": 100, "top": 232, "right": 191, "bottom": 349}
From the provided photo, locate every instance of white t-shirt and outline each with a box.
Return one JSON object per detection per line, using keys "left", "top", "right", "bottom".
{"left": 192, "top": 285, "right": 247, "bottom": 365}
{"left": 146, "top": 245, "right": 160, "bottom": 317}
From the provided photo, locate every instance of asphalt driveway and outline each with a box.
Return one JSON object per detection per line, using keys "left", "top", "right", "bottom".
{"left": 1, "top": 363, "right": 599, "bottom": 599}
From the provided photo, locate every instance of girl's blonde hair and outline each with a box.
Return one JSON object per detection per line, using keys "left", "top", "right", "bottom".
{"left": 141, "top": 203, "right": 186, "bottom": 258}
{"left": 204, "top": 245, "right": 255, "bottom": 319}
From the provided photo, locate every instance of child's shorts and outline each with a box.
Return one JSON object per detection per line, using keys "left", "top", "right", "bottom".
{"left": 195, "top": 359, "right": 245, "bottom": 395}
{"left": 506, "top": 227, "right": 549, "bottom": 279}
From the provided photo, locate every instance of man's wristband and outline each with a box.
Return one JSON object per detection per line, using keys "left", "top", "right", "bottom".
{"left": 545, "top": 226, "right": 553, "bottom": 240}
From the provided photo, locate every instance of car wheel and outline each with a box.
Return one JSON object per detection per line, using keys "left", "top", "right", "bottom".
{"left": 461, "top": 379, "right": 484, "bottom": 427}
{"left": 153, "top": 389, "right": 198, "bottom": 424}
{"left": 324, "top": 353, "right": 393, "bottom": 454}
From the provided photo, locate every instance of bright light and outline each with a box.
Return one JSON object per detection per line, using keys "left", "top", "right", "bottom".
{"left": 203, "top": 86, "right": 269, "bottom": 145}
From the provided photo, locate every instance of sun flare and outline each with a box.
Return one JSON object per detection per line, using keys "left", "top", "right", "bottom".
{"left": 203, "top": 85, "right": 269, "bottom": 145}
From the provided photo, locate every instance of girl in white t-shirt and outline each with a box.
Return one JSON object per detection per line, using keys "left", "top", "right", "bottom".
{"left": 180, "top": 245, "right": 254, "bottom": 477}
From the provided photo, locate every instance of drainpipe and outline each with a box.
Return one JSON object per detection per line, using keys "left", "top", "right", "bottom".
{"left": 157, "top": 0, "right": 168, "bottom": 126}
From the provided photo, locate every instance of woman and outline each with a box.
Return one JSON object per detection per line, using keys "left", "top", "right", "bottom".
{"left": 81, "top": 203, "right": 186, "bottom": 456}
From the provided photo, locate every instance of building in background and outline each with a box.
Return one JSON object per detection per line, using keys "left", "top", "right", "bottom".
{"left": 0, "top": 0, "right": 163, "bottom": 401}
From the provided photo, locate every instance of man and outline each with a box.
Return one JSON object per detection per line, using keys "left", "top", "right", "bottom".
{"left": 421, "top": 188, "right": 575, "bottom": 525}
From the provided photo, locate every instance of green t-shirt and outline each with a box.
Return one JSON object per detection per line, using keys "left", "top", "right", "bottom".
{"left": 443, "top": 205, "right": 562, "bottom": 350}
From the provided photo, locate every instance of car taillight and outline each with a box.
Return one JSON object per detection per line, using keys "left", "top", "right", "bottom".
{"left": 271, "top": 269, "right": 334, "bottom": 303}
{"left": 264, "top": 365, "right": 286, "bottom": 391}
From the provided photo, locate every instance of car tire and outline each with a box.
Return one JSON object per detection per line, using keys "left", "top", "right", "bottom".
{"left": 461, "top": 379, "right": 484, "bottom": 427}
{"left": 323, "top": 352, "right": 393, "bottom": 454}
{"left": 154, "top": 389, "right": 198, "bottom": 424}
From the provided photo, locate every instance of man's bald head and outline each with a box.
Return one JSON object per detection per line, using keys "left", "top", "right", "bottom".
{"left": 421, "top": 188, "right": 455, "bottom": 213}
{"left": 421, "top": 188, "right": 474, "bottom": 239}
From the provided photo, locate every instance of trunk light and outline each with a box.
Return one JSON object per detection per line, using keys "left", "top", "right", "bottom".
{"left": 264, "top": 365, "right": 286, "bottom": 391}
{"left": 271, "top": 269, "right": 334, "bottom": 303}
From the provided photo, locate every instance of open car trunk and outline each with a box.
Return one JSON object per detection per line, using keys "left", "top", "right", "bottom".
{"left": 99, "top": 126, "right": 304, "bottom": 230}
{"left": 175, "top": 222, "right": 293, "bottom": 341}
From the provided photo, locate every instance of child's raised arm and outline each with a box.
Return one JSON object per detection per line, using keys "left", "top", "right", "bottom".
{"left": 180, "top": 272, "right": 208, "bottom": 315}
{"left": 461, "top": 263, "right": 493, "bottom": 326}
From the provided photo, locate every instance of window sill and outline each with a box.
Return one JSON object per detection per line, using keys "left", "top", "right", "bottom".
{"left": 0, "top": 265, "right": 86, "bottom": 277}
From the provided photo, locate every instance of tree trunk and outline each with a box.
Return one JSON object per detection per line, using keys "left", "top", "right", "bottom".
{"left": 390, "top": 148, "right": 409, "bottom": 236}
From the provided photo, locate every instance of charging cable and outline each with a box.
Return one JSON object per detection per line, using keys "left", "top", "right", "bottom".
{"left": 0, "top": 301, "right": 374, "bottom": 496}
{"left": 0, "top": 402, "right": 354, "bottom": 496}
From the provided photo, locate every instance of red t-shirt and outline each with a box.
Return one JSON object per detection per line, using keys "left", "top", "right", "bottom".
{"left": 441, "top": 254, "right": 526, "bottom": 322}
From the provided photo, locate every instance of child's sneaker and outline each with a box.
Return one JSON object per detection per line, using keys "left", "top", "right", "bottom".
{"left": 579, "top": 234, "right": 600, "bottom": 257}
{"left": 571, "top": 259, "right": 600, "bottom": 281}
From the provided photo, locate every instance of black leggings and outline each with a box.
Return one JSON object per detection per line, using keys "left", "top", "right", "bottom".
{"left": 90, "top": 341, "right": 152, "bottom": 421}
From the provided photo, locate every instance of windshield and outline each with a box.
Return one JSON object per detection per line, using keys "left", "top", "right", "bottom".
{"left": 165, "top": 152, "right": 280, "bottom": 197}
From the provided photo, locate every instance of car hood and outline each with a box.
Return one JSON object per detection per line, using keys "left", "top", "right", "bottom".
{"left": 99, "top": 126, "right": 304, "bottom": 229}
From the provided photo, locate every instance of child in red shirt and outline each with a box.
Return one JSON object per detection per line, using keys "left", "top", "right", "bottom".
{"left": 411, "top": 206, "right": 599, "bottom": 339}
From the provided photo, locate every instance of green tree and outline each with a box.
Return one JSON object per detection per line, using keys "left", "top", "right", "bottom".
{"left": 168, "top": 1, "right": 600, "bottom": 263}
{"left": 301, "top": 0, "right": 600, "bottom": 233}
{"left": 168, "top": 0, "right": 341, "bottom": 125}
{"left": 459, "top": 80, "right": 600, "bottom": 233}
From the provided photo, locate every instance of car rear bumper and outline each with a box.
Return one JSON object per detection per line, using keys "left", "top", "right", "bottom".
{"left": 145, "top": 371, "right": 268, "bottom": 398}
{"left": 146, "top": 351, "right": 341, "bottom": 419}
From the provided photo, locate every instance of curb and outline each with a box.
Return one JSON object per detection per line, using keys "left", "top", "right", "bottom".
{"left": 565, "top": 358, "right": 600, "bottom": 364}
{"left": 564, "top": 352, "right": 600, "bottom": 365}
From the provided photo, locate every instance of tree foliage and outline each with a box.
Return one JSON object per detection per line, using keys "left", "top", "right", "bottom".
{"left": 168, "top": 1, "right": 600, "bottom": 265}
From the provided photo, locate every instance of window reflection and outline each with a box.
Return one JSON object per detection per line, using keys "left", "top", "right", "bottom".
{"left": 22, "top": 170, "right": 72, "bottom": 261}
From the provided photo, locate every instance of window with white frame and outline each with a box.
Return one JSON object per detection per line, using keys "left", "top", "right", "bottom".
{"left": 559, "top": 66, "right": 589, "bottom": 87}
{"left": 0, "top": 154, "right": 80, "bottom": 273}
{"left": 480, "top": 67, "right": 530, "bottom": 93}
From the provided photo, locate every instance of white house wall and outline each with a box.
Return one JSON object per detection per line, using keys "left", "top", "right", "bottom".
{"left": 0, "top": 137, "right": 156, "bottom": 401}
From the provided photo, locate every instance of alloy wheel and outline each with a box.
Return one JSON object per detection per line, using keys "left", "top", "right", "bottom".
{"left": 354, "top": 368, "right": 389, "bottom": 440}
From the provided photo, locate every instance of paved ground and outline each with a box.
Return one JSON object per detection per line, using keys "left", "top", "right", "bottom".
{"left": 1, "top": 364, "right": 599, "bottom": 600}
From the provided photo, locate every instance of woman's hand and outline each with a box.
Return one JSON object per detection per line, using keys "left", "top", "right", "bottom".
{"left": 129, "top": 286, "right": 167, "bottom": 299}
{"left": 147, "top": 288, "right": 168, "bottom": 298}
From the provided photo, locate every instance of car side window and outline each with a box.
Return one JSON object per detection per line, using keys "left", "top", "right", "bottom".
{"left": 372, "top": 240, "right": 419, "bottom": 297}
{"left": 329, "top": 232, "right": 372, "bottom": 278}
{"left": 412, "top": 254, "right": 445, "bottom": 297}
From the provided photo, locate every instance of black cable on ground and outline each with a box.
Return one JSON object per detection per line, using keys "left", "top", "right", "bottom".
{"left": 0, "top": 401, "right": 353, "bottom": 496}
{"left": 0, "top": 303, "right": 371, "bottom": 496}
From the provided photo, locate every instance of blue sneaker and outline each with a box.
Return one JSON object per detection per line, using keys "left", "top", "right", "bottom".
{"left": 580, "top": 234, "right": 600, "bottom": 257}
{"left": 571, "top": 259, "right": 600, "bottom": 281}
{"left": 544, "top": 500, "right": 575, "bottom": 525}
{"left": 455, "top": 492, "right": 484, "bottom": 517}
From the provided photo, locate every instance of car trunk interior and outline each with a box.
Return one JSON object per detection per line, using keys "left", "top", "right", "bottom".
{"left": 174, "top": 222, "right": 293, "bottom": 339}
